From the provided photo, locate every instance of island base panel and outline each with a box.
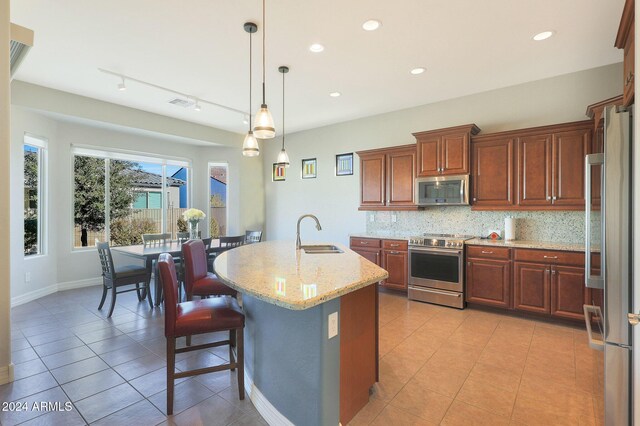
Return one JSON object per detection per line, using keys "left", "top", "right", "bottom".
{"left": 340, "top": 284, "right": 378, "bottom": 424}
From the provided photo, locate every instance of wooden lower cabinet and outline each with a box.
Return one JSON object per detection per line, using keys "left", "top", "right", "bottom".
{"left": 352, "top": 248, "right": 381, "bottom": 266}
{"left": 513, "top": 262, "right": 551, "bottom": 314}
{"left": 381, "top": 249, "right": 408, "bottom": 291}
{"left": 551, "top": 265, "right": 588, "bottom": 320}
{"left": 466, "top": 258, "right": 510, "bottom": 308}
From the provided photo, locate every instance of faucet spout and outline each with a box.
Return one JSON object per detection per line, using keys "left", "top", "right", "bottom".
{"left": 296, "top": 214, "right": 322, "bottom": 250}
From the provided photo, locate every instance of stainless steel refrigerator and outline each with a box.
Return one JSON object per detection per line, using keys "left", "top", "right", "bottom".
{"left": 585, "top": 104, "right": 633, "bottom": 426}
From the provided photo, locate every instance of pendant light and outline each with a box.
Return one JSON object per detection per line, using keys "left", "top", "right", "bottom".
{"left": 242, "top": 22, "right": 259, "bottom": 157}
{"left": 275, "top": 66, "right": 290, "bottom": 167}
{"left": 253, "top": 0, "right": 275, "bottom": 139}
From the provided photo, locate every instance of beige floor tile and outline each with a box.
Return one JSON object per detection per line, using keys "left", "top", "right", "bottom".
{"left": 370, "top": 405, "right": 436, "bottom": 426}
{"left": 440, "top": 400, "right": 510, "bottom": 426}
{"left": 469, "top": 362, "right": 521, "bottom": 393}
{"left": 389, "top": 379, "right": 453, "bottom": 423}
{"left": 412, "top": 362, "right": 468, "bottom": 398}
{"left": 346, "top": 396, "right": 387, "bottom": 426}
{"left": 455, "top": 375, "right": 517, "bottom": 418}
{"left": 516, "top": 375, "right": 595, "bottom": 420}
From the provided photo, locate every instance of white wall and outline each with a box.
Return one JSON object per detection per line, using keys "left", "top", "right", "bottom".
{"left": 263, "top": 63, "right": 623, "bottom": 246}
{"left": 10, "top": 106, "right": 264, "bottom": 304}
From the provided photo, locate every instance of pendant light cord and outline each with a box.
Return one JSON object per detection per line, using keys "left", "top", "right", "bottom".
{"left": 282, "top": 70, "right": 285, "bottom": 150}
{"left": 248, "top": 29, "right": 253, "bottom": 129}
{"left": 262, "top": 0, "right": 266, "bottom": 105}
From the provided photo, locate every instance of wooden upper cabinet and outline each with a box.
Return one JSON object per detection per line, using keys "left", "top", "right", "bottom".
{"left": 517, "top": 134, "right": 552, "bottom": 206}
{"left": 552, "top": 128, "right": 590, "bottom": 207}
{"left": 416, "top": 136, "right": 440, "bottom": 176}
{"left": 357, "top": 145, "right": 417, "bottom": 210}
{"left": 615, "top": 0, "right": 635, "bottom": 107}
{"left": 471, "top": 137, "right": 514, "bottom": 207}
{"left": 359, "top": 153, "right": 386, "bottom": 208}
{"left": 413, "top": 124, "right": 480, "bottom": 177}
{"left": 387, "top": 147, "right": 416, "bottom": 207}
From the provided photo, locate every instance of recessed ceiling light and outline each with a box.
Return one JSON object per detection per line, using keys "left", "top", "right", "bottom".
{"left": 533, "top": 31, "right": 554, "bottom": 41}
{"left": 362, "top": 20, "right": 382, "bottom": 31}
{"left": 410, "top": 67, "right": 426, "bottom": 75}
{"left": 329, "top": 92, "right": 341, "bottom": 97}
{"left": 309, "top": 43, "right": 325, "bottom": 53}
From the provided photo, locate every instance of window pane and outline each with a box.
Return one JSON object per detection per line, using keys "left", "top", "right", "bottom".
{"left": 109, "top": 160, "right": 162, "bottom": 246}
{"left": 167, "top": 165, "right": 188, "bottom": 239}
{"left": 74, "top": 155, "right": 105, "bottom": 247}
{"left": 209, "top": 164, "right": 227, "bottom": 237}
{"left": 24, "top": 145, "right": 40, "bottom": 255}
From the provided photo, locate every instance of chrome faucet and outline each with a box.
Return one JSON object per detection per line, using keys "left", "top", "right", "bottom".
{"left": 296, "top": 214, "right": 322, "bottom": 250}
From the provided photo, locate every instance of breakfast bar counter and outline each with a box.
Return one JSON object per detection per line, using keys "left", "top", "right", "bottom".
{"left": 214, "top": 241, "right": 388, "bottom": 425}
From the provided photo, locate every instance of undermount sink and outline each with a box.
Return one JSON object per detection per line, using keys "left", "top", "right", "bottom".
{"left": 301, "top": 245, "right": 343, "bottom": 254}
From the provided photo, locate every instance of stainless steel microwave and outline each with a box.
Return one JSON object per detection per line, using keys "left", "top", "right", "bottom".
{"left": 415, "top": 175, "right": 469, "bottom": 206}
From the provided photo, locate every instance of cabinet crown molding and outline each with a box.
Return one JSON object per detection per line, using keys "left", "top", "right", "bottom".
{"left": 471, "top": 120, "right": 592, "bottom": 142}
{"left": 585, "top": 95, "right": 624, "bottom": 119}
{"left": 615, "top": 0, "right": 634, "bottom": 48}
{"left": 412, "top": 123, "right": 480, "bottom": 139}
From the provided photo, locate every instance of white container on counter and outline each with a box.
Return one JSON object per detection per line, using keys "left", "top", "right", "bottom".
{"left": 505, "top": 217, "right": 516, "bottom": 241}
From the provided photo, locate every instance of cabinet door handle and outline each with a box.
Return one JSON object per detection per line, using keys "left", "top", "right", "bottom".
{"left": 546, "top": 196, "right": 551, "bottom": 201}
{"left": 473, "top": 198, "right": 477, "bottom": 202}
{"left": 543, "top": 255, "right": 558, "bottom": 259}
{"left": 389, "top": 251, "right": 400, "bottom": 255}
{"left": 481, "top": 250, "right": 493, "bottom": 254}
{"left": 467, "top": 262, "right": 471, "bottom": 266}
{"left": 552, "top": 196, "right": 557, "bottom": 201}
{"left": 552, "top": 269, "right": 556, "bottom": 275}
{"left": 390, "top": 243, "right": 400, "bottom": 247}
{"left": 360, "top": 241, "right": 369, "bottom": 245}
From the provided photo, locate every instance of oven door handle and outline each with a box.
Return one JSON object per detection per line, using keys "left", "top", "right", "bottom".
{"left": 409, "top": 247, "right": 462, "bottom": 255}
{"left": 409, "top": 286, "right": 462, "bottom": 297}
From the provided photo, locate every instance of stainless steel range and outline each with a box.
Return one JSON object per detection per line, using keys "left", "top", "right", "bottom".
{"left": 407, "top": 233, "right": 474, "bottom": 309}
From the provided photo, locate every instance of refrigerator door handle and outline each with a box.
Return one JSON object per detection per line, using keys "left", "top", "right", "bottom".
{"left": 583, "top": 305, "right": 604, "bottom": 351}
{"left": 585, "top": 153, "right": 604, "bottom": 289}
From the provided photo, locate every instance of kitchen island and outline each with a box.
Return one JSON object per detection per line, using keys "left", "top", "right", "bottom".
{"left": 214, "top": 241, "right": 388, "bottom": 426}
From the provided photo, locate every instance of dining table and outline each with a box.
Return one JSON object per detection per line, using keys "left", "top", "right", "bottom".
{"left": 112, "top": 240, "right": 225, "bottom": 306}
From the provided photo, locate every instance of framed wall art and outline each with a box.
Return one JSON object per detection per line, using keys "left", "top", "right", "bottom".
{"left": 272, "top": 163, "right": 286, "bottom": 181}
{"left": 301, "top": 158, "right": 317, "bottom": 179}
{"left": 335, "top": 153, "right": 353, "bottom": 176}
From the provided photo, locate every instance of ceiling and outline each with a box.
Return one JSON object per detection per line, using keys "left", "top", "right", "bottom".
{"left": 11, "top": 0, "right": 624, "bottom": 136}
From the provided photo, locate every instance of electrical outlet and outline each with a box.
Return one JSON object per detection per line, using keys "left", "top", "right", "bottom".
{"left": 391, "top": 214, "right": 397, "bottom": 223}
{"left": 25, "top": 272, "right": 31, "bottom": 283}
{"left": 328, "top": 312, "right": 338, "bottom": 339}
{"left": 369, "top": 213, "right": 375, "bottom": 223}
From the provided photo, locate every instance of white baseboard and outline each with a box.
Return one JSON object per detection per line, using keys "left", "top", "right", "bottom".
{"left": 0, "top": 363, "right": 14, "bottom": 385}
{"left": 244, "top": 370, "right": 294, "bottom": 426}
{"left": 11, "top": 277, "right": 101, "bottom": 307}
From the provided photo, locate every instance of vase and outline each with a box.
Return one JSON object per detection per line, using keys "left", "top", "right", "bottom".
{"left": 188, "top": 221, "right": 199, "bottom": 239}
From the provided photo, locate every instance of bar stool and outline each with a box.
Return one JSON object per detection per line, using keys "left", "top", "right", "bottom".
{"left": 182, "top": 240, "right": 238, "bottom": 300}
{"left": 157, "top": 253, "right": 245, "bottom": 415}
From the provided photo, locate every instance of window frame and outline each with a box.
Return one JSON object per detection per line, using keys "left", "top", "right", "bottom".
{"left": 208, "top": 162, "right": 229, "bottom": 238}
{"left": 23, "top": 133, "right": 48, "bottom": 258}
{"left": 70, "top": 145, "right": 191, "bottom": 251}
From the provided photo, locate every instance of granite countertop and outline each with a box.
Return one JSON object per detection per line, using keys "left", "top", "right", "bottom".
{"left": 213, "top": 241, "right": 389, "bottom": 310}
{"left": 466, "top": 238, "right": 587, "bottom": 252}
{"left": 350, "top": 232, "right": 412, "bottom": 241}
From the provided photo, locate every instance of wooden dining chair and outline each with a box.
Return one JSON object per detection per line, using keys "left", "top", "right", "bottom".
{"left": 142, "top": 233, "right": 170, "bottom": 246}
{"left": 244, "top": 230, "right": 263, "bottom": 244}
{"left": 219, "top": 235, "right": 246, "bottom": 249}
{"left": 157, "top": 253, "right": 244, "bottom": 415}
{"left": 96, "top": 242, "right": 152, "bottom": 317}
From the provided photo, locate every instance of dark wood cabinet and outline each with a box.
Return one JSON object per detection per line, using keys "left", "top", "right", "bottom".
{"left": 552, "top": 128, "right": 590, "bottom": 207}
{"left": 466, "top": 258, "right": 511, "bottom": 308}
{"left": 517, "top": 134, "right": 552, "bottom": 206}
{"left": 387, "top": 147, "right": 416, "bottom": 207}
{"left": 513, "top": 261, "right": 550, "bottom": 314}
{"left": 350, "top": 238, "right": 407, "bottom": 292}
{"left": 414, "top": 124, "right": 480, "bottom": 177}
{"left": 381, "top": 249, "right": 407, "bottom": 291}
{"left": 471, "top": 137, "right": 514, "bottom": 207}
{"left": 551, "top": 265, "right": 588, "bottom": 321}
{"left": 616, "top": 0, "right": 635, "bottom": 107}
{"left": 357, "top": 145, "right": 417, "bottom": 211}
{"left": 359, "top": 153, "right": 386, "bottom": 208}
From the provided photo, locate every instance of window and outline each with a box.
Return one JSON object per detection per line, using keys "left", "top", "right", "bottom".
{"left": 209, "top": 163, "right": 228, "bottom": 237}
{"left": 24, "top": 135, "right": 47, "bottom": 256}
{"left": 72, "top": 147, "right": 190, "bottom": 248}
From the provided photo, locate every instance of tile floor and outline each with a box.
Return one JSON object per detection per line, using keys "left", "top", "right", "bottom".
{"left": 2, "top": 286, "right": 603, "bottom": 426}
{"left": 2, "top": 286, "right": 265, "bottom": 426}
{"left": 349, "top": 290, "right": 604, "bottom": 426}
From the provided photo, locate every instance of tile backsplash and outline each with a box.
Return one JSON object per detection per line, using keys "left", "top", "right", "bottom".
{"left": 366, "top": 208, "right": 588, "bottom": 244}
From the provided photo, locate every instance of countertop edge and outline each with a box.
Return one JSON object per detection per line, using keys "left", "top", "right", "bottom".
{"left": 465, "top": 238, "right": 587, "bottom": 252}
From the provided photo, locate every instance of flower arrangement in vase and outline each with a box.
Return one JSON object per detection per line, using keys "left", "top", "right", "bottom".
{"left": 183, "top": 208, "right": 206, "bottom": 239}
